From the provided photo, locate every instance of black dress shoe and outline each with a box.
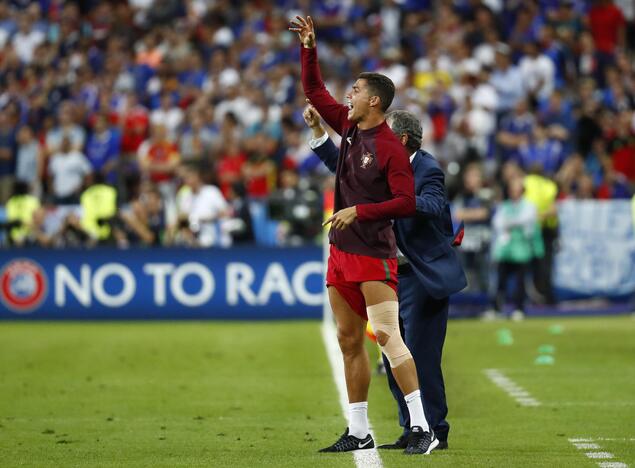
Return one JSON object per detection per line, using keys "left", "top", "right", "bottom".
{"left": 377, "top": 432, "right": 409, "bottom": 449}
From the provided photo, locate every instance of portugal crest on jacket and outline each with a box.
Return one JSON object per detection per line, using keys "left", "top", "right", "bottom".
{"left": 361, "top": 151, "right": 374, "bottom": 169}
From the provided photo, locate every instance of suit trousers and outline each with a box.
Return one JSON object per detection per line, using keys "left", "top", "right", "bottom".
{"left": 382, "top": 266, "right": 450, "bottom": 441}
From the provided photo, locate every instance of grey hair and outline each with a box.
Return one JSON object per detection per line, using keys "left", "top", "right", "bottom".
{"left": 386, "top": 110, "right": 423, "bottom": 153}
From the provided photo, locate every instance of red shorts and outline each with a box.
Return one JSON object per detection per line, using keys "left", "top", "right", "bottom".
{"left": 326, "top": 244, "right": 398, "bottom": 319}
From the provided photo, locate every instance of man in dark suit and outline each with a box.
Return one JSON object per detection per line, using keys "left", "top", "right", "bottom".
{"left": 305, "top": 106, "right": 466, "bottom": 450}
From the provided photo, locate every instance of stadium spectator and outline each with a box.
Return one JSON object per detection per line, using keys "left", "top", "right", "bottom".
{"left": 120, "top": 93, "right": 150, "bottom": 155}
{"left": 596, "top": 157, "right": 632, "bottom": 199}
{"left": 242, "top": 133, "right": 277, "bottom": 199}
{"left": 488, "top": 176, "right": 544, "bottom": 320}
{"left": 171, "top": 164, "right": 230, "bottom": 248}
{"left": 574, "top": 173, "right": 596, "bottom": 199}
{"left": 538, "top": 91, "right": 574, "bottom": 145}
{"left": 576, "top": 31, "right": 601, "bottom": 81}
{"left": 453, "top": 163, "right": 493, "bottom": 293}
{"left": 518, "top": 123, "right": 565, "bottom": 176}
{"left": 45, "top": 103, "right": 86, "bottom": 156}
{"left": 556, "top": 153, "right": 587, "bottom": 199}
{"left": 150, "top": 93, "right": 184, "bottom": 140}
{"left": 137, "top": 123, "right": 180, "bottom": 210}
{"left": 489, "top": 43, "right": 525, "bottom": 115}
{"left": 179, "top": 111, "right": 215, "bottom": 168}
{"left": 0, "top": 3, "right": 16, "bottom": 48}
{"left": 217, "top": 138, "right": 247, "bottom": 198}
{"left": 607, "top": 109, "right": 635, "bottom": 182}
{"left": 116, "top": 184, "right": 165, "bottom": 247}
{"left": 11, "top": 13, "right": 44, "bottom": 64}
{"left": 224, "top": 181, "right": 255, "bottom": 245}
{"left": 85, "top": 114, "right": 121, "bottom": 184}
{"left": 588, "top": 0, "right": 626, "bottom": 56}
{"left": 47, "top": 136, "right": 92, "bottom": 205}
{"left": 15, "top": 126, "right": 40, "bottom": 195}
{"left": 0, "top": 112, "right": 16, "bottom": 204}
{"left": 496, "top": 98, "right": 535, "bottom": 164}
{"left": 519, "top": 40, "right": 556, "bottom": 103}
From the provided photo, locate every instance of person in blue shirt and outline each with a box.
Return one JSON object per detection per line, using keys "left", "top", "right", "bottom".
{"left": 519, "top": 123, "right": 565, "bottom": 176}
{"left": 85, "top": 114, "right": 121, "bottom": 185}
{"left": 496, "top": 98, "right": 536, "bottom": 163}
{"left": 489, "top": 43, "right": 525, "bottom": 116}
{"left": 304, "top": 105, "right": 466, "bottom": 451}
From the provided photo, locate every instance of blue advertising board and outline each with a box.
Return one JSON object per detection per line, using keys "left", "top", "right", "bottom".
{"left": 0, "top": 247, "right": 324, "bottom": 320}
{"left": 555, "top": 200, "right": 635, "bottom": 299}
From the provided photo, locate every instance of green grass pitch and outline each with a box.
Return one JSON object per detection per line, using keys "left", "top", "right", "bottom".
{"left": 0, "top": 316, "right": 634, "bottom": 467}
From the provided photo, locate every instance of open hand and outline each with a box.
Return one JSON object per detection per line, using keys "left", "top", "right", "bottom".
{"left": 289, "top": 15, "right": 316, "bottom": 48}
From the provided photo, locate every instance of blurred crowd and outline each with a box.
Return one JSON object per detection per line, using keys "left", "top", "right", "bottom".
{"left": 0, "top": 0, "right": 633, "bottom": 300}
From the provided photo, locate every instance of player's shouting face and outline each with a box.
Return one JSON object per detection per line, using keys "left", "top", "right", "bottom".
{"left": 346, "top": 79, "right": 377, "bottom": 123}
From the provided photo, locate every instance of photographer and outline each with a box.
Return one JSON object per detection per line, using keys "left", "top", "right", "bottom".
{"left": 169, "top": 164, "right": 230, "bottom": 248}
{"left": 267, "top": 168, "right": 322, "bottom": 245}
{"left": 116, "top": 184, "right": 166, "bottom": 247}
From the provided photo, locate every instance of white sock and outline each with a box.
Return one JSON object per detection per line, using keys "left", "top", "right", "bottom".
{"left": 404, "top": 390, "right": 429, "bottom": 431}
{"left": 348, "top": 401, "right": 369, "bottom": 438}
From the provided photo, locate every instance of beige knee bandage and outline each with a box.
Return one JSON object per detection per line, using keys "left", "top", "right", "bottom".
{"left": 366, "top": 301, "right": 412, "bottom": 368}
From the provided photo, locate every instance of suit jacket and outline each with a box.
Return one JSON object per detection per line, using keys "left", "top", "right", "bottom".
{"left": 314, "top": 137, "right": 466, "bottom": 299}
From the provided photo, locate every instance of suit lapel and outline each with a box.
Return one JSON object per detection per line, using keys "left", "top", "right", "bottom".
{"left": 411, "top": 150, "right": 422, "bottom": 173}
{"left": 411, "top": 150, "right": 424, "bottom": 192}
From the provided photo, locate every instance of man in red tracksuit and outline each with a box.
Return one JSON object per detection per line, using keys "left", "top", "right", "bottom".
{"left": 289, "top": 16, "right": 439, "bottom": 455}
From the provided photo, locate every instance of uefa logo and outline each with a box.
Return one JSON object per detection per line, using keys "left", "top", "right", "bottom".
{"left": 0, "top": 259, "right": 48, "bottom": 313}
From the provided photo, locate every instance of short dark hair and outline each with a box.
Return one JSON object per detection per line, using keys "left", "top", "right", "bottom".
{"left": 358, "top": 72, "right": 395, "bottom": 112}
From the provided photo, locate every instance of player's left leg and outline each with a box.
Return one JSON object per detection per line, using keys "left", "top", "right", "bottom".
{"left": 318, "top": 284, "right": 374, "bottom": 453}
{"left": 360, "top": 280, "right": 439, "bottom": 455}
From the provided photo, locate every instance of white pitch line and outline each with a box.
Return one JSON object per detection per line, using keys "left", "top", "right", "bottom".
{"left": 546, "top": 401, "right": 635, "bottom": 407}
{"left": 586, "top": 452, "right": 617, "bottom": 459}
{"left": 574, "top": 443, "right": 601, "bottom": 450}
{"left": 483, "top": 369, "right": 541, "bottom": 407}
{"left": 322, "top": 319, "right": 383, "bottom": 468}
{"left": 568, "top": 436, "right": 635, "bottom": 442}
{"left": 568, "top": 438, "right": 630, "bottom": 468}
{"left": 593, "top": 438, "right": 635, "bottom": 442}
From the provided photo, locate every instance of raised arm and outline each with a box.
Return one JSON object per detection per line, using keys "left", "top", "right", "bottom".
{"left": 290, "top": 16, "right": 349, "bottom": 135}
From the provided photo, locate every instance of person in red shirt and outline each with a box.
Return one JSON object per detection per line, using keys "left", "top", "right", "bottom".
{"left": 588, "top": 0, "right": 626, "bottom": 55}
{"left": 588, "top": 0, "right": 626, "bottom": 85}
{"left": 121, "top": 93, "right": 150, "bottom": 155}
{"left": 290, "top": 16, "right": 437, "bottom": 455}
{"left": 216, "top": 138, "right": 247, "bottom": 198}
{"left": 241, "top": 133, "right": 277, "bottom": 198}
{"left": 606, "top": 110, "right": 635, "bottom": 182}
{"left": 138, "top": 124, "right": 180, "bottom": 185}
